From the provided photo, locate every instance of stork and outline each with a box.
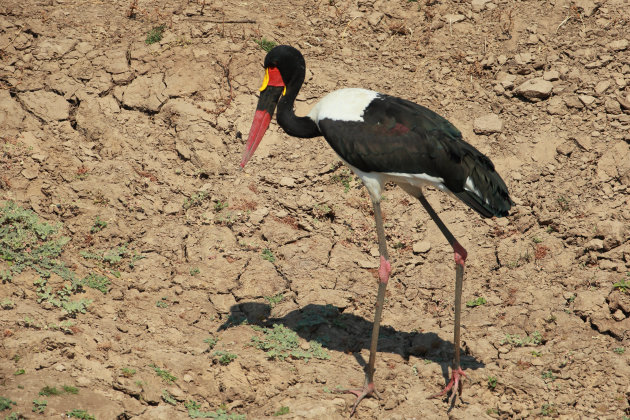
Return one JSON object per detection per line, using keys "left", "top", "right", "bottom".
{"left": 239, "top": 45, "right": 512, "bottom": 416}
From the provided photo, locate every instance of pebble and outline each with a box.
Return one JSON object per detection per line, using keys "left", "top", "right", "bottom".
{"left": 578, "top": 95, "right": 596, "bottom": 106}
{"left": 607, "top": 39, "right": 629, "bottom": 51}
{"left": 515, "top": 78, "right": 553, "bottom": 100}
{"left": 412, "top": 241, "right": 431, "bottom": 254}
{"left": 279, "top": 176, "right": 295, "bottom": 187}
{"left": 604, "top": 98, "right": 622, "bottom": 114}
{"left": 543, "top": 70, "right": 559, "bottom": 81}
{"left": 594, "top": 80, "right": 611, "bottom": 95}
{"left": 473, "top": 113, "right": 504, "bottom": 134}
{"left": 471, "top": 0, "right": 492, "bottom": 12}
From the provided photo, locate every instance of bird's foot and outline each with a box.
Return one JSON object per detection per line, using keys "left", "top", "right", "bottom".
{"left": 335, "top": 380, "right": 380, "bottom": 417}
{"left": 429, "top": 366, "right": 467, "bottom": 405}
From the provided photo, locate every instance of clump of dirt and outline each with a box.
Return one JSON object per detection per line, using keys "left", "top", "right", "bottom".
{"left": 1, "top": 0, "right": 629, "bottom": 418}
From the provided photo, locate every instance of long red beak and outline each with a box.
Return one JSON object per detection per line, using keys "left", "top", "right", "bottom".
{"left": 240, "top": 69, "right": 284, "bottom": 168}
{"left": 240, "top": 110, "right": 271, "bottom": 168}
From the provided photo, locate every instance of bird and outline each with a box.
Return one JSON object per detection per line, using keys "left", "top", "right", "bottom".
{"left": 239, "top": 45, "right": 513, "bottom": 416}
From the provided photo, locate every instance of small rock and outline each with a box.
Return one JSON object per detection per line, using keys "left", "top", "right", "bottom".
{"left": 279, "top": 176, "right": 295, "bottom": 187}
{"left": 21, "top": 165, "right": 39, "bottom": 180}
{"left": 573, "top": 134, "right": 592, "bottom": 151}
{"left": 607, "top": 39, "right": 629, "bottom": 51}
{"left": 605, "top": 98, "right": 622, "bottom": 114}
{"left": 412, "top": 241, "right": 431, "bottom": 254}
{"left": 564, "top": 95, "right": 584, "bottom": 109}
{"left": 612, "top": 309, "right": 625, "bottom": 321}
{"left": 594, "top": 80, "right": 611, "bottom": 95}
{"left": 585, "top": 238, "right": 604, "bottom": 251}
{"left": 471, "top": 0, "right": 491, "bottom": 12}
{"left": 443, "top": 14, "right": 466, "bottom": 23}
{"left": 19, "top": 90, "right": 70, "bottom": 121}
{"left": 574, "top": 0, "right": 599, "bottom": 17}
{"left": 543, "top": 70, "right": 559, "bottom": 81}
{"left": 547, "top": 96, "right": 565, "bottom": 115}
{"left": 514, "top": 52, "right": 532, "bottom": 65}
{"left": 367, "top": 12, "right": 383, "bottom": 27}
{"left": 515, "top": 78, "right": 553, "bottom": 100}
{"left": 578, "top": 95, "right": 596, "bottom": 106}
{"left": 473, "top": 113, "right": 504, "bottom": 134}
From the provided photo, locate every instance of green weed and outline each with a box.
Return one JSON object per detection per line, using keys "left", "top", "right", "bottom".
{"left": 63, "top": 385, "right": 78, "bottom": 394}
{"left": 183, "top": 191, "right": 209, "bottom": 210}
{"left": 204, "top": 337, "right": 219, "bottom": 350}
{"left": 121, "top": 367, "right": 136, "bottom": 378}
{"left": 255, "top": 37, "right": 277, "bottom": 52}
{"left": 150, "top": 364, "right": 177, "bottom": 383}
{"left": 32, "top": 399, "right": 47, "bottom": 414}
{"left": 39, "top": 386, "right": 61, "bottom": 396}
{"left": 264, "top": 293, "right": 283, "bottom": 308}
{"left": 82, "top": 273, "right": 110, "bottom": 294}
{"left": 613, "top": 347, "right": 625, "bottom": 354}
{"left": 13, "top": 369, "right": 25, "bottom": 376}
{"left": 0, "top": 396, "right": 17, "bottom": 410}
{"left": 162, "top": 390, "right": 177, "bottom": 405}
{"left": 214, "top": 201, "right": 229, "bottom": 211}
{"left": 251, "top": 324, "right": 330, "bottom": 361}
{"left": 487, "top": 376, "right": 497, "bottom": 390}
{"left": 541, "top": 370, "right": 556, "bottom": 381}
{"left": 1, "top": 298, "right": 14, "bottom": 309}
{"left": 273, "top": 406, "right": 290, "bottom": 416}
{"left": 501, "top": 331, "right": 543, "bottom": 347}
{"left": 331, "top": 169, "right": 353, "bottom": 193}
{"left": 185, "top": 400, "right": 246, "bottom": 419}
{"left": 66, "top": 409, "right": 95, "bottom": 420}
{"left": 466, "top": 297, "right": 487, "bottom": 307}
{"left": 213, "top": 351, "right": 238, "bottom": 365}
{"left": 261, "top": 248, "right": 275, "bottom": 263}
{"left": 90, "top": 216, "right": 107, "bottom": 233}
{"left": 190, "top": 267, "right": 200, "bottom": 276}
{"left": 540, "top": 403, "right": 557, "bottom": 417}
{"left": 613, "top": 277, "right": 630, "bottom": 293}
{"left": 146, "top": 25, "right": 165, "bottom": 45}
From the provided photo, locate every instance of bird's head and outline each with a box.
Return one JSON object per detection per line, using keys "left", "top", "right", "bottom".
{"left": 240, "top": 45, "right": 305, "bottom": 168}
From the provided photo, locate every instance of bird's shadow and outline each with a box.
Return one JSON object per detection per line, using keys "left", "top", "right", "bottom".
{"left": 218, "top": 302, "right": 484, "bottom": 394}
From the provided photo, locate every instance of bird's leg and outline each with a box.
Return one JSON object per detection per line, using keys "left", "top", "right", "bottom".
{"left": 338, "top": 199, "right": 390, "bottom": 416}
{"left": 416, "top": 194, "right": 468, "bottom": 404}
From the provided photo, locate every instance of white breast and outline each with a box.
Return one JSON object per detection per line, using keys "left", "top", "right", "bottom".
{"left": 307, "top": 88, "right": 379, "bottom": 125}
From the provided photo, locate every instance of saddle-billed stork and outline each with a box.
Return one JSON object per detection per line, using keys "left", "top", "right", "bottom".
{"left": 240, "top": 45, "right": 512, "bottom": 415}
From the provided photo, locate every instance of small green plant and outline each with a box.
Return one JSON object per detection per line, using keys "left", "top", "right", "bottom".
{"left": 466, "top": 297, "right": 487, "bottom": 307}
{"left": 613, "top": 347, "right": 625, "bottom": 354}
{"left": 146, "top": 24, "right": 165, "bottom": 45}
{"left": 13, "top": 369, "right": 25, "bottom": 376}
{"left": 121, "top": 367, "right": 136, "bottom": 378}
{"left": 190, "top": 267, "right": 200, "bottom": 276}
{"left": 32, "top": 399, "right": 47, "bottom": 414}
{"left": 264, "top": 293, "right": 283, "bottom": 308}
{"left": 185, "top": 400, "right": 246, "bottom": 419}
{"left": 261, "top": 248, "right": 275, "bottom": 263}
{"left": 273, "top": 406, "right": 290, "bottom": 416}
{"left": 156, "top": 297, "right": 169, "bottom": 308}
{"left": 0, "top": 396, "right": 17, "bottom": 410}
{"left": 613, "top": 277, "right": 630, "bottom": 293}
{"left": 90, "top": 216, "right": 107, "bottom": 233}
{"left": 63, "top": 385, "right": 79, "bottom": 394}
{"left": 204, "top": 337, "right": 219, "bottom": 350}
{"left": 82, "top": 273, "right": 110, "bottom": 294}
{"left": 331, "top": 169, "right": 353, "bottom": 193}
{"left": 1, "top": 298, "right": 14, "bottom": 309}
{"left": 214, "top": 201, "right": 229, "bottom": 211}
{"left": 487, "top": 376, "right": 497, "bottom": 390}
{"left": 150, "top": 364, "right": 177, "bottom": 383}
{"left": 252, "top": 324, "right": 330, "bottom": 361}
{"left": 183, "top": 191, "right": 209, "bottom": 210}
{"left": 255, "top": 37, "right": 277, "bottom": 52}
{"left": 541, "top": 370, "right": 556, "bottom": 381}
{"left": 532, "top": 236, "right": 543, "bottom": 244}
{"left": 66, "top": 409, "right": 95, "bottom": 420}
{"left": 540, "top": 403, "right": 557, "bottom": 417}
{"left": 213, "top": 350, "right": 238, "bottom": 365}
{"left": 531, "top": 350, "right": 542, "bottom": 357}
{"left": 501, "top": 331, "right": 543, "bottom": 347}
{"left": 39, "top": 386, "right": 61, "bottom": 396}
{"left": 162, "top": 390, "right": 177, "bottom": 405}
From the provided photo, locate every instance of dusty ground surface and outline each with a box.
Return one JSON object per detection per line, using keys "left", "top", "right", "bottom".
{"left": 1, "top": 0, "right": 629, "bottom": 418}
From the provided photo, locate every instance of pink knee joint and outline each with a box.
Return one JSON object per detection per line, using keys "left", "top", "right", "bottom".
{"left": 378, "top": 256, "right": 391, "bottom": 284}
{"left": 453, "top": 241, "right": 467, "bottom": 267}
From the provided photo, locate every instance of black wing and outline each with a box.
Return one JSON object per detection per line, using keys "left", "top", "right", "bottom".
{"left": 318, "top": 94, "right": 512, "bottom": 217}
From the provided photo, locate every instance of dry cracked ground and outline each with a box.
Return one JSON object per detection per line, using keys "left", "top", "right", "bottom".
{"left": 1, "top": 0, "right": 629, "bottom": 419}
